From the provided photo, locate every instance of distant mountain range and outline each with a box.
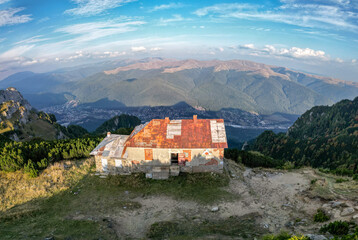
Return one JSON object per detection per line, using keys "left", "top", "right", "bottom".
{"left": 1, "top": 58, "right": 357, "bottom": 116}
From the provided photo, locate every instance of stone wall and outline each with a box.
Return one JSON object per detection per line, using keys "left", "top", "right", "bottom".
{"left": 95, "top": 147, "right": 225, "bottom": 176}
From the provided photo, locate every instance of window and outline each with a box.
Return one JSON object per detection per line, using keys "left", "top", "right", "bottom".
{"left": 145, "top": 149, "right": 153, "bottom": 160}
{"left": 183, "top": 150, "right": 191, "bottom": 161}
{"left": 115, "top": 159, "right": 122, "bottom": 168}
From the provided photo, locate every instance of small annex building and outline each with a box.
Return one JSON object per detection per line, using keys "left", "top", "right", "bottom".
{"left": 90, "top": 115, "right": 228, "bottom": 179}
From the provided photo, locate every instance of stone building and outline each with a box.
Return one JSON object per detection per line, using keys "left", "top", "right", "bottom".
{"left": 90, "top": 115, "right": 227, "bottom": 179}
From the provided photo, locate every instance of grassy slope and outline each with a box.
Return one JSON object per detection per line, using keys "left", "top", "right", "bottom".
{"left": 0, "top": 159, "right": 233, "bottom": 239}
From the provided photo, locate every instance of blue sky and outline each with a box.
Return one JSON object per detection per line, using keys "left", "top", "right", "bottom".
{"left": 0, "top": 0, "right": 357, "bottom": 81}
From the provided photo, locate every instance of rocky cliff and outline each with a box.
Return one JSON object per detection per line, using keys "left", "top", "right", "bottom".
{"left": 0, "top": 87, "right": 64, "bottom": 141}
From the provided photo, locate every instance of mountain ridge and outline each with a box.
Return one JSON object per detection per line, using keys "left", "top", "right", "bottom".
{"left": 1, "top": 58, "right": 357, "bottom": 116}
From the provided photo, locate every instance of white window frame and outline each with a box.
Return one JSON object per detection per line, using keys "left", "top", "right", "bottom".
{"left": 115, "top": 159, "right": 122, "bottom": 168}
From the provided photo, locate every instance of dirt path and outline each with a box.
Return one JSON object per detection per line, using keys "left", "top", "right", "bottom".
{"left": 101, "top": 161, "right": 326, "bottom": 238}
{"left": 68, "top": 160, "right": 358, "bottom": 239}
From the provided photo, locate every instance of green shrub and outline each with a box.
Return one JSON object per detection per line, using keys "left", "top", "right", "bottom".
{"left": 336, "top": 178, "right": 349, "bottom": 183}
{"left": 24, "top": 160, "right": 39, "bottom": 178}
{"left": 320, "top": 221, "right": 350, "bottom": 235}
{"left": 282, "top": 161, "right": 295, "bottom": 170}
{"left": 314, "top": 209, "right": 330, "bottom": 222}
{"left": 262, "top": 231, "right": 293, "bottom": 240}
{"left": 311, "top": 179, "right": 318, "bottom": 184}
{"left": 331, "top": 227, "right": 358, "bottom": 240}
{"left": 353, "top": 174, "right": 358, "bottom": 181}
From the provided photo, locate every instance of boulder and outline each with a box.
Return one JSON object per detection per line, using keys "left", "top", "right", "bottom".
{"left": 211, "top": 206, "right": 219, "bottom": 212}
{"left": 331, "top": 201, "right": 343, "bottom": 208}
{"left": 352, "top": 214, "right": 358, "bottom": 219}
{"left": 341, "top": 207, "right": 355, "bottom": 217}
{"left": 332, "top": 209, "right": 341, "bottom": 218}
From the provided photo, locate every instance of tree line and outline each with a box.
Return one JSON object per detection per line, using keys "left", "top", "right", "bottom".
{"left": 0, "top": 114, "right": 141, "bottom": 177}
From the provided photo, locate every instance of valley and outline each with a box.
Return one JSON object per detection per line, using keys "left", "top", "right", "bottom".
{"left": 40, "top": 99, "right": 294, "bottom": 145}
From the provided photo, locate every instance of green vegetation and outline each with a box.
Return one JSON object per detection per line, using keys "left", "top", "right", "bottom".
{"left": 55, "top": 124, "right": 89, "bottom": 138}
{"left": 336, "top": 178, "right": 349, "bottom": 183}
{"left": 38, "top": 111, "right": 57, "bottom": 124}
{"left": 320, "top": 221, "right": 354, "bottom": 236}
{"left": 262, "top": 232, "right": 309, "bottom": 240}
{"left": 311, "top": 179, "right": 318, "bottom": 184}
{"left": 0, "top": 137, "right": 101, "bottom": 177}
{"left": 147, "top": 213, "right": 266, "bottom": 239}
{"left": 352, "top": 174, "right": 358, "bottom": 181}
{"left": 0, "top": 112, "right": 140, "bottom": 177}
{"left": 107, "top": 172, "right": 231, "bottom": 204}
{"left": 263, "top": 228, "right": 358, "bottom": 240}
{"left": 0, "top": 161, "right": 118, "bottom": 239}
{"left": 224, "top": 149, "right": 284, "bottom": 168}
{"left": 93, "top": 114, "right": 140, "bottom": 135}
{"left": 250, "top": 97, "right": 358, "bottom": 175}
{"left": 313, "top": 209, "right": 330, "bottom": 222}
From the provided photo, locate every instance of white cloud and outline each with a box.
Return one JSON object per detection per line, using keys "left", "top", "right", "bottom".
{"left": 239, "top": 43, "right": 255, "bottom": 49}
{"left": 352, "top": 59, "right": 357, "bottom": 63}
{"left": 335, "top": 57, "right": 344, "bottom": 63}
{"left": 54, "top": 50, "right": 127, "bottom": 62}
{"left": 15, "top": 35, "right": 50, "bottom": 45}
{"left": 102, "top": 51, "right": 126, "bottom": 57}
{"left": 65, "top": 0, "right": 136, "bottom": 16}
{"left": 194, "top": 2, "right": 358, "bottom": 31}
{"left": 0, "top": 8, "right": 32, "bottom": 27}
{"left": 0, "top": 45, "right": 34, "bottom": 60}
{"left": 0, "top": 0, "right": 11, "bottom": 4}
{"left": 37, "top": 17, "right": 50, "bottom": 23}
{"left": 159, "top": 14, "right": 187, "bottom": 25}
{"left": 131, "top": 46, "right": 146, "bottom": 52}
{"left": 238, "top": 43, "right": 329, "bottom": 61}
{"left": 0, "top": 45, "right": 42, "bottom": 69}
{"left": 55, "top": 19, "right": 145, "bottom": 43}
{"left": 150, "top": 3, "right": 183, "bottom": 12}
{"left": 194, "top": 3, "right": 255, "bottom": 17}
{"left": 150, "top": 47, "right": 162, "bottom": 51}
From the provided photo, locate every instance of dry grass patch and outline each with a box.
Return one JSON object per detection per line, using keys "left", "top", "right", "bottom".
{"left": 0, "top": 158, "right": 93, "bottom": 211}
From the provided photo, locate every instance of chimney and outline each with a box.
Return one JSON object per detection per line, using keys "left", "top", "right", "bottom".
{"left": 165, "top": 117, "right": 170, "bottom": 123}
{"left": 107, "top": 132, "right": 111, "bottom": 137}
{"left": 193, "top": 115, "right": 197, "bottom": 122}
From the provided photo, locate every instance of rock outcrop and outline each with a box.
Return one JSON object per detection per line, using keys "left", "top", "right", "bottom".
{"left": 0, "top": 87, "right": 65, "bottom": 140}
{"left": 0, "top": 87, "right": 33, "bottom": 129}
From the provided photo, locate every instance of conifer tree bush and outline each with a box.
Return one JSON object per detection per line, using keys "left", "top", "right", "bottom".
{"left": 314, "top": 209, "right": 330, "bottom": 222}
{"left": 320, "top": 221, "right": 351, "bottom": 235}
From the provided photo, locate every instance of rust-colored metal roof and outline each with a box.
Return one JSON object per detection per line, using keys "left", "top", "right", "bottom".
{"left": 126, "top": 117, "right": 228, "bottom": 149}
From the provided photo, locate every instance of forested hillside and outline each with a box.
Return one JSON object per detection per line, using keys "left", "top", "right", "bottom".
{"left": 93, "top": 114, "right": 141, "bottom": 135}
{"left": 250, "top": 97, "right": 358, "bottom": 175}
